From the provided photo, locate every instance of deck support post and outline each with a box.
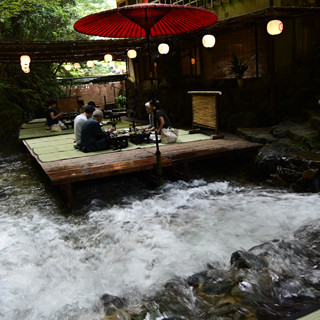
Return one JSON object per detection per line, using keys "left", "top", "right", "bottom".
{"left": 59, "top": 183, "right": 73, "bottom": 208}
{"left": 172, "top": 161, "right": 190, "bottom": 182}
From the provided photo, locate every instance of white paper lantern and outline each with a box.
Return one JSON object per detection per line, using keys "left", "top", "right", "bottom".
{"left": 21, "top": 65, "right": 30, "bottom": 73}
{"left": 267, "top": 20, "right": 283, "bottom": 35}
{"left": 127, "top": 49, "right": 137, "bottom": 59}
{"left": 202, "top": 34, "right": 216, "bottom": 48}
{"left": 158, "top": 43, "right": 169, "bottom": 54}
{"left": 20, "top": 55, "right": 31, "bottom": 66}
{"left": 104, "top": 54, "right": 113, "bottom": 62}
{"left": 64, "top": 64, "right": 72, "bottom": 71}
{"left": 87, "top": 60, "right": 95, "bottom": 68}
{"left": 73, "top": 62, "right": 81, "bottom": 68}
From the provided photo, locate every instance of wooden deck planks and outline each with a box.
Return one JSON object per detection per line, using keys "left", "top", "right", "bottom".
{"left": 144, "top": 138, "right": 261, "bottom": 162}
{"left": 23, "top": 136, "right": 261, "bottom": 206}
{"left": 24, "top": 138, "right": 261, "bottom": 184}
{"left": 23, "top": 142, "right": 172, "bottom": 184}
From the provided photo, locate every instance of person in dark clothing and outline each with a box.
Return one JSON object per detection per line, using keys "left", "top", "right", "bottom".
{"left": 77, "top": 99, "right": 85, "bottom": 113}
{"left": 149, "top": 98, "right": 171, "bottom": 134}
{"left": 80, "top": 109, "right": 114, "bottom": 152}
{"left": 46, "top": 100, "right": 63, "bottom": 129}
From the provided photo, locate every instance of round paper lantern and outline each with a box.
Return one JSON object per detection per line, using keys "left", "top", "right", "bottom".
{"left": 20, "top": 55, "right": 31, "bottom": 66}
{"left": 127, "top": 49, "right": 137, "bottom": 59}
{"left": 190, "top": 58, "right": 196, "bottom": 65}
{"left": 87, "top": 60, "right": 95, "bottom": 68}
{"left": 202, "top": 34, "right": 216, "bottom": 48}
{"left": 64, "top": 64, "right": 72, "bottom": 71}
{"left": 21, "top": 65, "right": 30, "bottom": 73}
{"left": 158, "top": 43, "right": 169, "bottom": 54}
{"left": 104, "top": 54, "right": 113, "bottom": 62}
{"left": 267, "top": 20, "right": 283, "bottom": 35}
{"left": 73, "top": 62, "right": 81, "bottom": 68}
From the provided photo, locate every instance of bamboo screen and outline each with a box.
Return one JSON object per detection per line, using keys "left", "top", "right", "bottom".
{"left": 188, "top": 91, "right": 221, "bottom": 131}
{"left": 202, "top": 25, "right": 268, "bottom": 80}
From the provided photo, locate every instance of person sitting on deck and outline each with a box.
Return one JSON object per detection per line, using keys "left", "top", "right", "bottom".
{"left": 73, "top": 105, "right": 96, "bottom": 149}
{"left": 87, "top": 101, "right": 96, "bottom": 108}
{"left": 80, "top": 109, "right": 114, "bottom": 153}
{"left": 144, "top": 101, "right": 155, "bottom": 131}
{"left": 149, "top": 98, "right": 171, "bottom": 134}
{"left": 46, "top": 100, "right": 63, "bottom": 131}
{"left": 77, "top": 99, "right": 85, "bottom": 113}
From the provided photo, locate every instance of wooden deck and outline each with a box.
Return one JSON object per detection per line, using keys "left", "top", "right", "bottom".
{"left": 23, "top": 135, "right": 261, "bottom": 207}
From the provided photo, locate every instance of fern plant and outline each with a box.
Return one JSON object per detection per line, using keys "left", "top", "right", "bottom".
{"left": 229, "top": 54, "right": 248, "bottom": 79}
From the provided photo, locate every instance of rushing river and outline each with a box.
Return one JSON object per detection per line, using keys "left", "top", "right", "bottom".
{"left": 1, "top": 134, "right": 320, "bottom": 320}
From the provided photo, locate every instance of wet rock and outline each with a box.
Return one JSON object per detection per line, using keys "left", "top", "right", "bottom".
{"left": 230, "top": 250, "right": 268, "bottom": 270}
{"left": 309, "top": 116, "right": 320, "bottom": 131}
{"left": 101, "top": 293, "right": 127, "bottom": 315}
{"left": 287, "top": 123, "right": 319, "bottom": 145}
{"left": 278, "top": 155, "right": 311, "bottom": 171}
{"left": 237, "top": 127, "right": 277, "bottom": 144}
{"left": 255, "top": 144, "right": 320, "bottom": 192}
{"left": 123, "top": 221, "right": 320, "bottom": 320}
{"left": 270, "top": 173, "right": 288, "bottom": 186}
{"left": 277, "top": 166, "right": 301, "bottom": 183}
{"left": 202, "top": 279, "right": 232, "bottom": 295}
{"left": 302, "top": 168, "right": 318, "bottom": 179}
{"left": 255, "top": 144, "right": 303, "bottom": 177}
{"left": 270, "top": 121, "right": 297, "bottom": 138}
{"left": 187, "top": 270, "right": 211, "bottom": 287}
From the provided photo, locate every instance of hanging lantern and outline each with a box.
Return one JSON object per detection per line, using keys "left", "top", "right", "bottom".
{"left": 158, "top": 43, "right": 169, "bottom": 54}
{"left": 190, "top": 58, "right": 196, "bottom": 65}
{"left": 73, "top": 62, "right": 81, "bottom": 68}
{"left": 104, "top": 54, "right": 113, "bottom": 62}
{"left": 202, "top": 34, "right": 216, "bottom": 48}
{"left": 64, "top": 64, "right": 72, "bottom": 71}
{"left": 20, "top": 55, "right": 31, "bottom": 66}
{"left": 127, "top": 49, "right": 137, "bottom": 59}
{"left": 87, "top": 60, "right": 95, "bottom": 68}
{"left": 267, "top": 20, "right": 283, "bottom": 35}
{"left": 21, "top": 65, "right": 30, "bottom": 73}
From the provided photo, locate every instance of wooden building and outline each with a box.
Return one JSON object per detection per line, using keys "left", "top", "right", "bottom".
{"left": 120, "top": 0, "right": 320, "bottom": 86}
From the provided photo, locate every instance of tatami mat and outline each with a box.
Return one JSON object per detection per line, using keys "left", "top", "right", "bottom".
{"left": 23, "top": 129, "right": 211, "bottom": 163}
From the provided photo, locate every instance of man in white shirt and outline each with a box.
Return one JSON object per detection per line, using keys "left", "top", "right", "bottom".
{"left": 74, "top": 105, "right": 95, "bottom": 149}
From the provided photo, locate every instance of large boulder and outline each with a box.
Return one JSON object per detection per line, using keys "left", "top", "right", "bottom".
{"left": 255, "top": 144, "right": 320, "bottom": 192}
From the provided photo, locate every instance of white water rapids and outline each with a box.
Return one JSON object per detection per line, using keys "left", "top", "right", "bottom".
{"left": 0, "top": 147, "right": 319, "bottom": 319}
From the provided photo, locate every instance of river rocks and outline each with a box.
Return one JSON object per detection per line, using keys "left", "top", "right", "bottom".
{"left": 100, "top": 233, "right": 320, "bottom": 319}
{"left": 101, "top": 293, "right": 128, "bottom": 315}
{"left": 230, "top": 250, "right": 268, "bottom": 270}
{"left": 254, "top": 143, "right": 320, "bottom": 192}
{"left": 237, "top": 119, "right": 320, "bottom": 192}
{"left": 103, "top": 219, "right": 320, "bottom": 320}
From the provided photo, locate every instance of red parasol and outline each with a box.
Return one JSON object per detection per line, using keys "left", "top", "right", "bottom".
{"left": 74, "top": 2, "right": 218, "bottom": 185}
{"left": 74, "top": 3, "right": 217, "bottom": 39}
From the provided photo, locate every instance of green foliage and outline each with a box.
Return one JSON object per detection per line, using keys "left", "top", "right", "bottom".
{"left": 115, "top": 95, "right": 126, "bottom": 109}
{"left": 55, "top": 60, "right": 115, "bottom": 78}
{"left": 0, "top": 0, "right": 118, "bottom": 138}
{"left": 0, "top": 0, "right": 60, "bottom": 21}
{"left": 75, "top": 0, "right": 116, "bottom": 19}
{"left": 229, "top": 54, "right": 249, "bottom": 79}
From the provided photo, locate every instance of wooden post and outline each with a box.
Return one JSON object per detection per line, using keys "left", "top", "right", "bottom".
{"left": 60, "top": 183, "right": 73, "bottom": 208}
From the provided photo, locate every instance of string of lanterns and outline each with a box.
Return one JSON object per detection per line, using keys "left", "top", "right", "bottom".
{"left": 19, "top": 17, "right": 283, "bottom": 73}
